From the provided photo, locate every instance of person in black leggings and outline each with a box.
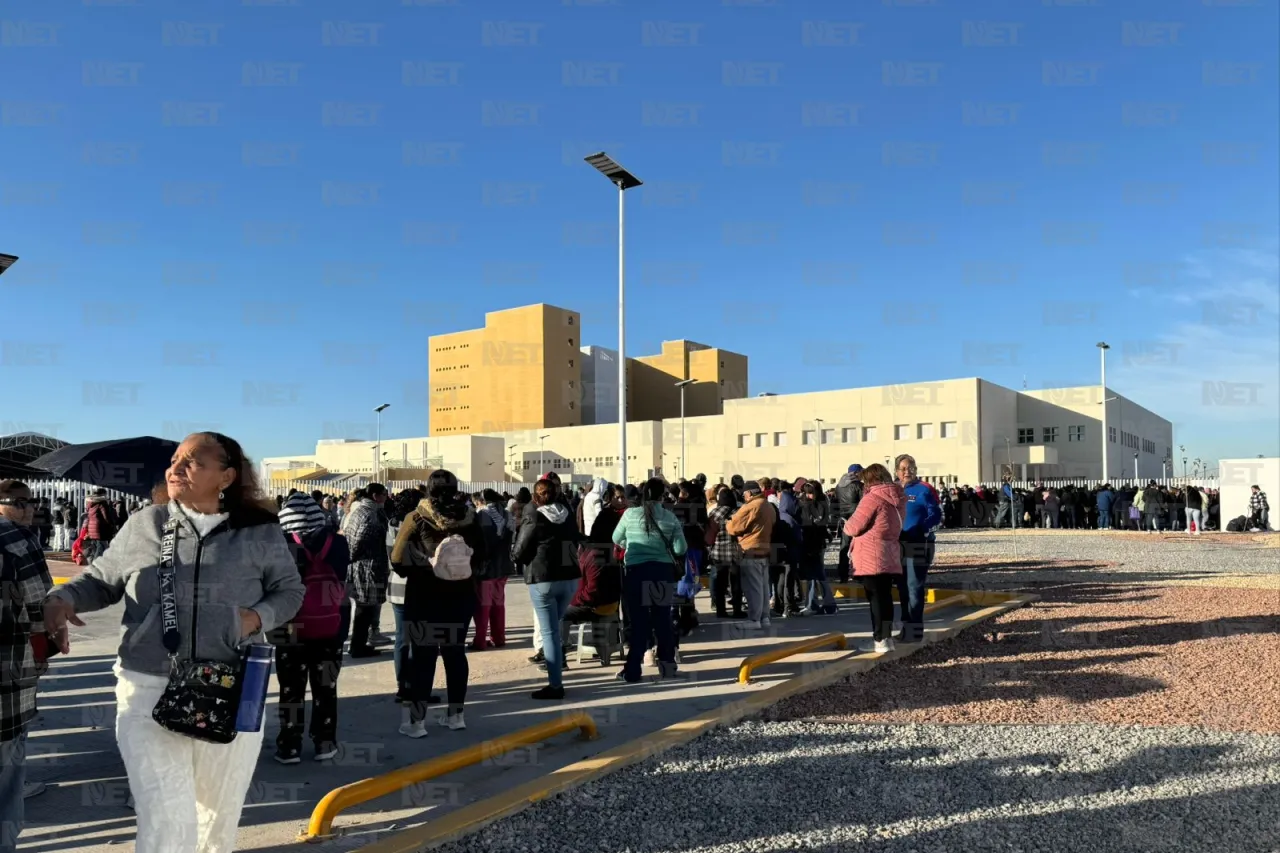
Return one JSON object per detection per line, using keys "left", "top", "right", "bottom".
{"left": 390, "top": 470, "right": 486, "bottom": 736}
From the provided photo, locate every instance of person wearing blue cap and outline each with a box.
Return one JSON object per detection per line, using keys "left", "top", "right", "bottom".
{"left": 834, "top": 464, "right": 864, "bottom": 583}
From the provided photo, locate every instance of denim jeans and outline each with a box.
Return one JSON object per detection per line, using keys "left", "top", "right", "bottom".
{"left": 391, "top": 602, "right": 410, "bottom": 690}
{"left": 528, "top": 580, "right": 578, "bottom": 688}
{"left": 896, "top": 540, "right": 933, "bottom": 641}
{"left": 0, "top": 733, "right": 26, "bottom": 853}
{"left": 622, "top": 561, "right": 676, "bottom": 681}
{"left": 1188, "top": 508, "right": 1202, "bottom": 533}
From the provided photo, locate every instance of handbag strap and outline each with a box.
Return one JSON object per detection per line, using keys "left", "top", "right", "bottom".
{"left": 158, "top": 519, "right": 182, "bottom": 658}
{"left": 647, "top": 504, "right": 683, "bottom": 573}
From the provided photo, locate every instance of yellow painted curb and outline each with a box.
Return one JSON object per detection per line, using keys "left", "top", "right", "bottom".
{"left": 353, "top": 591, "right": 1036, "bottom": 853}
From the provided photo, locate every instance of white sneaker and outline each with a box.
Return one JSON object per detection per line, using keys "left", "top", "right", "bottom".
{"left": 643, "top": 649, "right": 657, "bottom": 667}
{"left": 399, "top": 720, "right": 429, "bottom": 739}
{"left": 873, "top": 639, "right": 894, "bottom": 654}
{"left": 314, "top": 743, "right": 339, "bottom": 761}
{"left": 438, "top": 711, "right": 466, "bottom": 731}
{"left": 892, "top": 622, "right": 903, "bottom": 634}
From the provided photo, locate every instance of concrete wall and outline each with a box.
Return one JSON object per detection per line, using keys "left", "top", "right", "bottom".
{"left": 1021, "top": 386, "right": 1173, "bottom": 479}
{"left": 428, "top": 304, "right": 583, "bottom": 436}
{"left": 484, "top": 421, "right": 664, "bottom": 484}
{"left": 1219, "top": 457, "right": 1279, "bottom": 526}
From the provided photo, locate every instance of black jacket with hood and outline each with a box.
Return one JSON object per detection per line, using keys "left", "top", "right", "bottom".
{"left": 512, "top": 501, "right": 582, "bottom": 585}
{"left": 390, "top": 495, "right": 487, "bottom": 620}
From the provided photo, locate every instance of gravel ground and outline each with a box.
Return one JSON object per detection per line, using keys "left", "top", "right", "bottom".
{"left": 774, "top": 585, "right": 1280, "bottom": 732}
{"left": 434, "top": 720, "right": 1280, "bottom": 853}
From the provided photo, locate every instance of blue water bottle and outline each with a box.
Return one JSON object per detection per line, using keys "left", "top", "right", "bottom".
{"left": 235, "top": 644, "right": 275, "bottom": 733}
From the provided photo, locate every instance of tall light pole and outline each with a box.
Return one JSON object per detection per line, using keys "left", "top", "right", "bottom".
{"left": 585, "top": 152, "right": 642, "bottom": 486}
{"left": 539, "top": 434, "right": 551, "bottom": 478}
{"left": 674, "top": 378, "right": 696, "bottom": 480}
{"left": 508, "top": 443, "right": 518, "bottom": 479}
{"left": 373, "top": 403, "right": 390, "bottom": 482}
{"left": 814, "top": 418, "right": 824, "bottom": 485}
{"left": 1133, "top": 452, "right": 1139, "bottom": 479}
{"left": 1179, "top": 445, "right": 1186, "bottom": 477}
{"left": 1096, "top": 342, "right": 1110, "bottom": 483}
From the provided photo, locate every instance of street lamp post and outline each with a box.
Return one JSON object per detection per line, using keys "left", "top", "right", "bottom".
{"left": 539, "top": 434, "right": 551, "bottom": 479}
{"left": 1133, "top": 452, "right": 1139, "bottom": 479}
{"left": 674, "top": 379, "right": 696, "bottom": 481}
{"left": 508, "top": 443, "right": 518, "bottom": 479}
{"left": 1097, "top": 342, "right": 1110, "bottom": 482}
{"left": 373, "top": 403, "right": 390, "bottom": 482}
{"left": 814, "top": 418, "right": 824, "bottom": 485}
{"left": 585, "top": 152, "right": 643, "bottom": 487}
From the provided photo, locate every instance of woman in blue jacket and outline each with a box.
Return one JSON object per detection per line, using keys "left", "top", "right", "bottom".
{"left": 894, "top": 455, "right": 942, "bottom": 643}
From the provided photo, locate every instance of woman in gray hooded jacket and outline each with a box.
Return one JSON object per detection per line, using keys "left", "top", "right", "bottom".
{"left": 43, "top": 432, "right": 303, "bottom": 853}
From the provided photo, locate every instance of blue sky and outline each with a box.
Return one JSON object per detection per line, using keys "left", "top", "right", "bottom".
{"left": 2, "top": 0, "right": 1277, "bottom": 467}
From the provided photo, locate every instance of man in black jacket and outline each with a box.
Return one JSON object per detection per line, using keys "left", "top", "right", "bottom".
{"left": 834, "top": 464, "right": 863, "bottom": 583}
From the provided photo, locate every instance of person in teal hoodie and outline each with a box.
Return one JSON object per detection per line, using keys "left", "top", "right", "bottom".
{"left": 894, "top": 454, "right": 942, "bottom": 643}
{"left": 612, "top": 478, "right": 687, "bottom": 682}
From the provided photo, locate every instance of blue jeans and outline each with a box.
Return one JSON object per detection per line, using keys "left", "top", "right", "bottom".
{"left": 896, "top": 540, "right": 933, "bottom": 641}
{"left": 391, "top": 602, "right": 410, "bottom": 690}
{"left": 0, "top": 733, "right": 26, "bottom": 853}
{"left": 528, "top": 580, "right": 578, "bottom": 688}
{"left": 622, "top": 561, "right": 676, "bottom": 681}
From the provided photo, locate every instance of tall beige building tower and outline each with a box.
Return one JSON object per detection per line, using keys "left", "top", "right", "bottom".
{"left": 429, "top": 304, "right": 582, "bottom": 435}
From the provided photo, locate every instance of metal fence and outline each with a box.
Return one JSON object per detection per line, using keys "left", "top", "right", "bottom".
{"left": 978, "top": 477, "right": 1220, "bottom": 491}
{"left": 22, "top": 478, "right": 134, "bottom": 508}
{"left": 266, "top": 479, "right": 514, "bottom": 498}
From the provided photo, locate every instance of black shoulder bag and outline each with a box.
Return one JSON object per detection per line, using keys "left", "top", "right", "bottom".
{"left": 151, "top": 518, "right": 244, "bottom": 744}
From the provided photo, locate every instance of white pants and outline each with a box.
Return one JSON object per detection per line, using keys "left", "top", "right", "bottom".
{"left": 53, "top": 525, "right": 70, "bottom": 551}
{"left": 114, "top": 664, "right": 264, "bottom": 853}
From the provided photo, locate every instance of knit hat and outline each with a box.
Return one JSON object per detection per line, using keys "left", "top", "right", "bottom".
{"left": 848, "top": 464, "right": 863, "bottom": 474}
{"left": 742, "top": 480, "right": 762, "bottom": 495}
{"left": 279, "top": 493, "right": 326, "bottom": 535}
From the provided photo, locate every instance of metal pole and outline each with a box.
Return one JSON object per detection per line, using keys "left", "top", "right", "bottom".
{"left": 617, "top": 184, "right": 627, "bottom": 487}
{"left": 816, "top": 422, "right": 823, "bottom": 484}
{"left": 679, "top": 385, "right": 685, "bottom": 481}
{"left": 376, "top": 409, "right": 382, "bottom": 482}
{"left": 1099, "top": 346, "right": 1108, "bottom": 483}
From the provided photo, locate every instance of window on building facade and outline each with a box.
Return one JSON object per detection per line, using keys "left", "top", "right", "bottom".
{"left": 755, "top": 432, "right": 766, "bottom": 448}
{"left": 917, "top": 423, "right": 934, "bottom": 440}
{"left": 894, "top": 424, "right": 910, "bottom": 441}
{"left": 940, "top": 421, "right": 956, "bottom": 438}
{"left": 820, "top": 429, "right": 834, "bottom": 445}
{"left": 1043, "top": 427, "right": 1058, "bottom": 443}
{"left": 1017, "top": 427, "right": 1034, "bottom": 444}
{"left": 802, "top": 430, "right": 816, "bottom": 446}
{"left": 1068, "top": 425, "right": 1085, "bottom": 442}
{"left": 738, "top": 434, "right": 748, "bottom": 449}
{"left": 862, "top": 426, "right": 877, "bottom": 442}
{"left": 774, "top": 432, "right": 787, "bottom": 446}
{"left": 842, "top": 427, "right": 857, "bottom": 443}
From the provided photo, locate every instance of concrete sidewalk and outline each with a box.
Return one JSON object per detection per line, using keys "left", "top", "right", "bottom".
{"left": 22, "top": 581, "right": 986, "bottom": 853}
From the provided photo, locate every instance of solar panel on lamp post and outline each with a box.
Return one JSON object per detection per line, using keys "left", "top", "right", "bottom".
{"left": 584, "top": 152, "right": 642, "bottom": 486}
{"left": 0, "top": 254, "right": 18, "bottom": 276}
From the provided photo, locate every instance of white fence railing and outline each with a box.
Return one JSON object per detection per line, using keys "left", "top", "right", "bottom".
{"left": 978, "top": 477, "right": 1219, "bottom": 491}
{"left": 22, "top": 478, "right": 134, "bottom": 508}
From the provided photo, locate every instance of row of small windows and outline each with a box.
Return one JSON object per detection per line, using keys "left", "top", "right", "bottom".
{"left": 433, "top": 406, "right": 471, "bottom": 412}
{"left": 435, "top": 384, "right": 471, "bottom": 392}
{"left": 433, "top": 344, "right": 471, "bottom": 353}
{"left": 737, "top": 422, "right": 960, "bottom": 449}
{"left": 1017, "top": 426, "right": 1086, "bottom": 444}
{"left": 434, "top": 364, "right": 470, "bottom": 372}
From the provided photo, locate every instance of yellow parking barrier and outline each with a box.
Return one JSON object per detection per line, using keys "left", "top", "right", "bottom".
{"left": 738, "top": 632, "right": 847, "bottom": 685}
{"left": 299, "top": 712, "right": 599, "bottom": 842}
{"left": 832, "top": 584, "right": 941, "bottom": 603}
{"left": 922, "top": 592, "right": 968, "bottom": 614}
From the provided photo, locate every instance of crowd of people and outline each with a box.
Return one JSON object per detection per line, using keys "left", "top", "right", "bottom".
{"left": 933, "top": 479, "right": 1270, "bottom": 533}
{"left": 0, "top": 429, "right": 1272, "bottom": 852}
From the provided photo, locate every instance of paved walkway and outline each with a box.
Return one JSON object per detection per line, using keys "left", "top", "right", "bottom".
{"left": 22, "top": 579, "right": 989, "bottom": 853}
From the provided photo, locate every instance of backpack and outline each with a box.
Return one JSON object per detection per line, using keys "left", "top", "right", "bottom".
{"left": 64, "top": 504, "right": 78, "bottom": 527}
{"left": 291, "top": 533, "right": 345, "bottom": 640}
{"left": 1226, "top": 515, "right": 1246, "bottom": 532}
{"left": 432, "top": 534, "right": 474, "bottom": 581}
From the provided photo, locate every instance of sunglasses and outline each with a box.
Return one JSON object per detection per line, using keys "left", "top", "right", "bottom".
{"left": 0, "top": 498, "right": 34, "bottom": 508}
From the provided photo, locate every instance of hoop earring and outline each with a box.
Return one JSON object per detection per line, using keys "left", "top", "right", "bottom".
{"left": 218, "top": 490, "right": 226, "bottom": 513}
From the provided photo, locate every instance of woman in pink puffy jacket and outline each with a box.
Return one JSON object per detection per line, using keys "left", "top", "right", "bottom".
{"left": 843, "top": 464, "right": 907, "bottom": 653}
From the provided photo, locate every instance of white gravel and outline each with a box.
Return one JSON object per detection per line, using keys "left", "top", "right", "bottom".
{"left": 436, "top": 720, "right": 1280, "bottom": 853}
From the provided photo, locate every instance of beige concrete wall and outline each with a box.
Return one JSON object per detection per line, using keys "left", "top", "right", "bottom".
{"left": 484, "top": 421, "right": 663, "bottom": 484}
{"left": 676, "top": 379, "right": 984, "bottom": 487}
{"left": 292, "top": 435, "right": 501, "bottom": 481}
{"left": 428, "top": 304, "right": 582, "bottom": 436}
{"left": 1021, "top": 386, "right": 1173, "bottom": 479}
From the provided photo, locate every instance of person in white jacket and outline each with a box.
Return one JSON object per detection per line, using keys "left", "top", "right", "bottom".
{"left": 582, "top": 478, "right": 608, "bottom": 537}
